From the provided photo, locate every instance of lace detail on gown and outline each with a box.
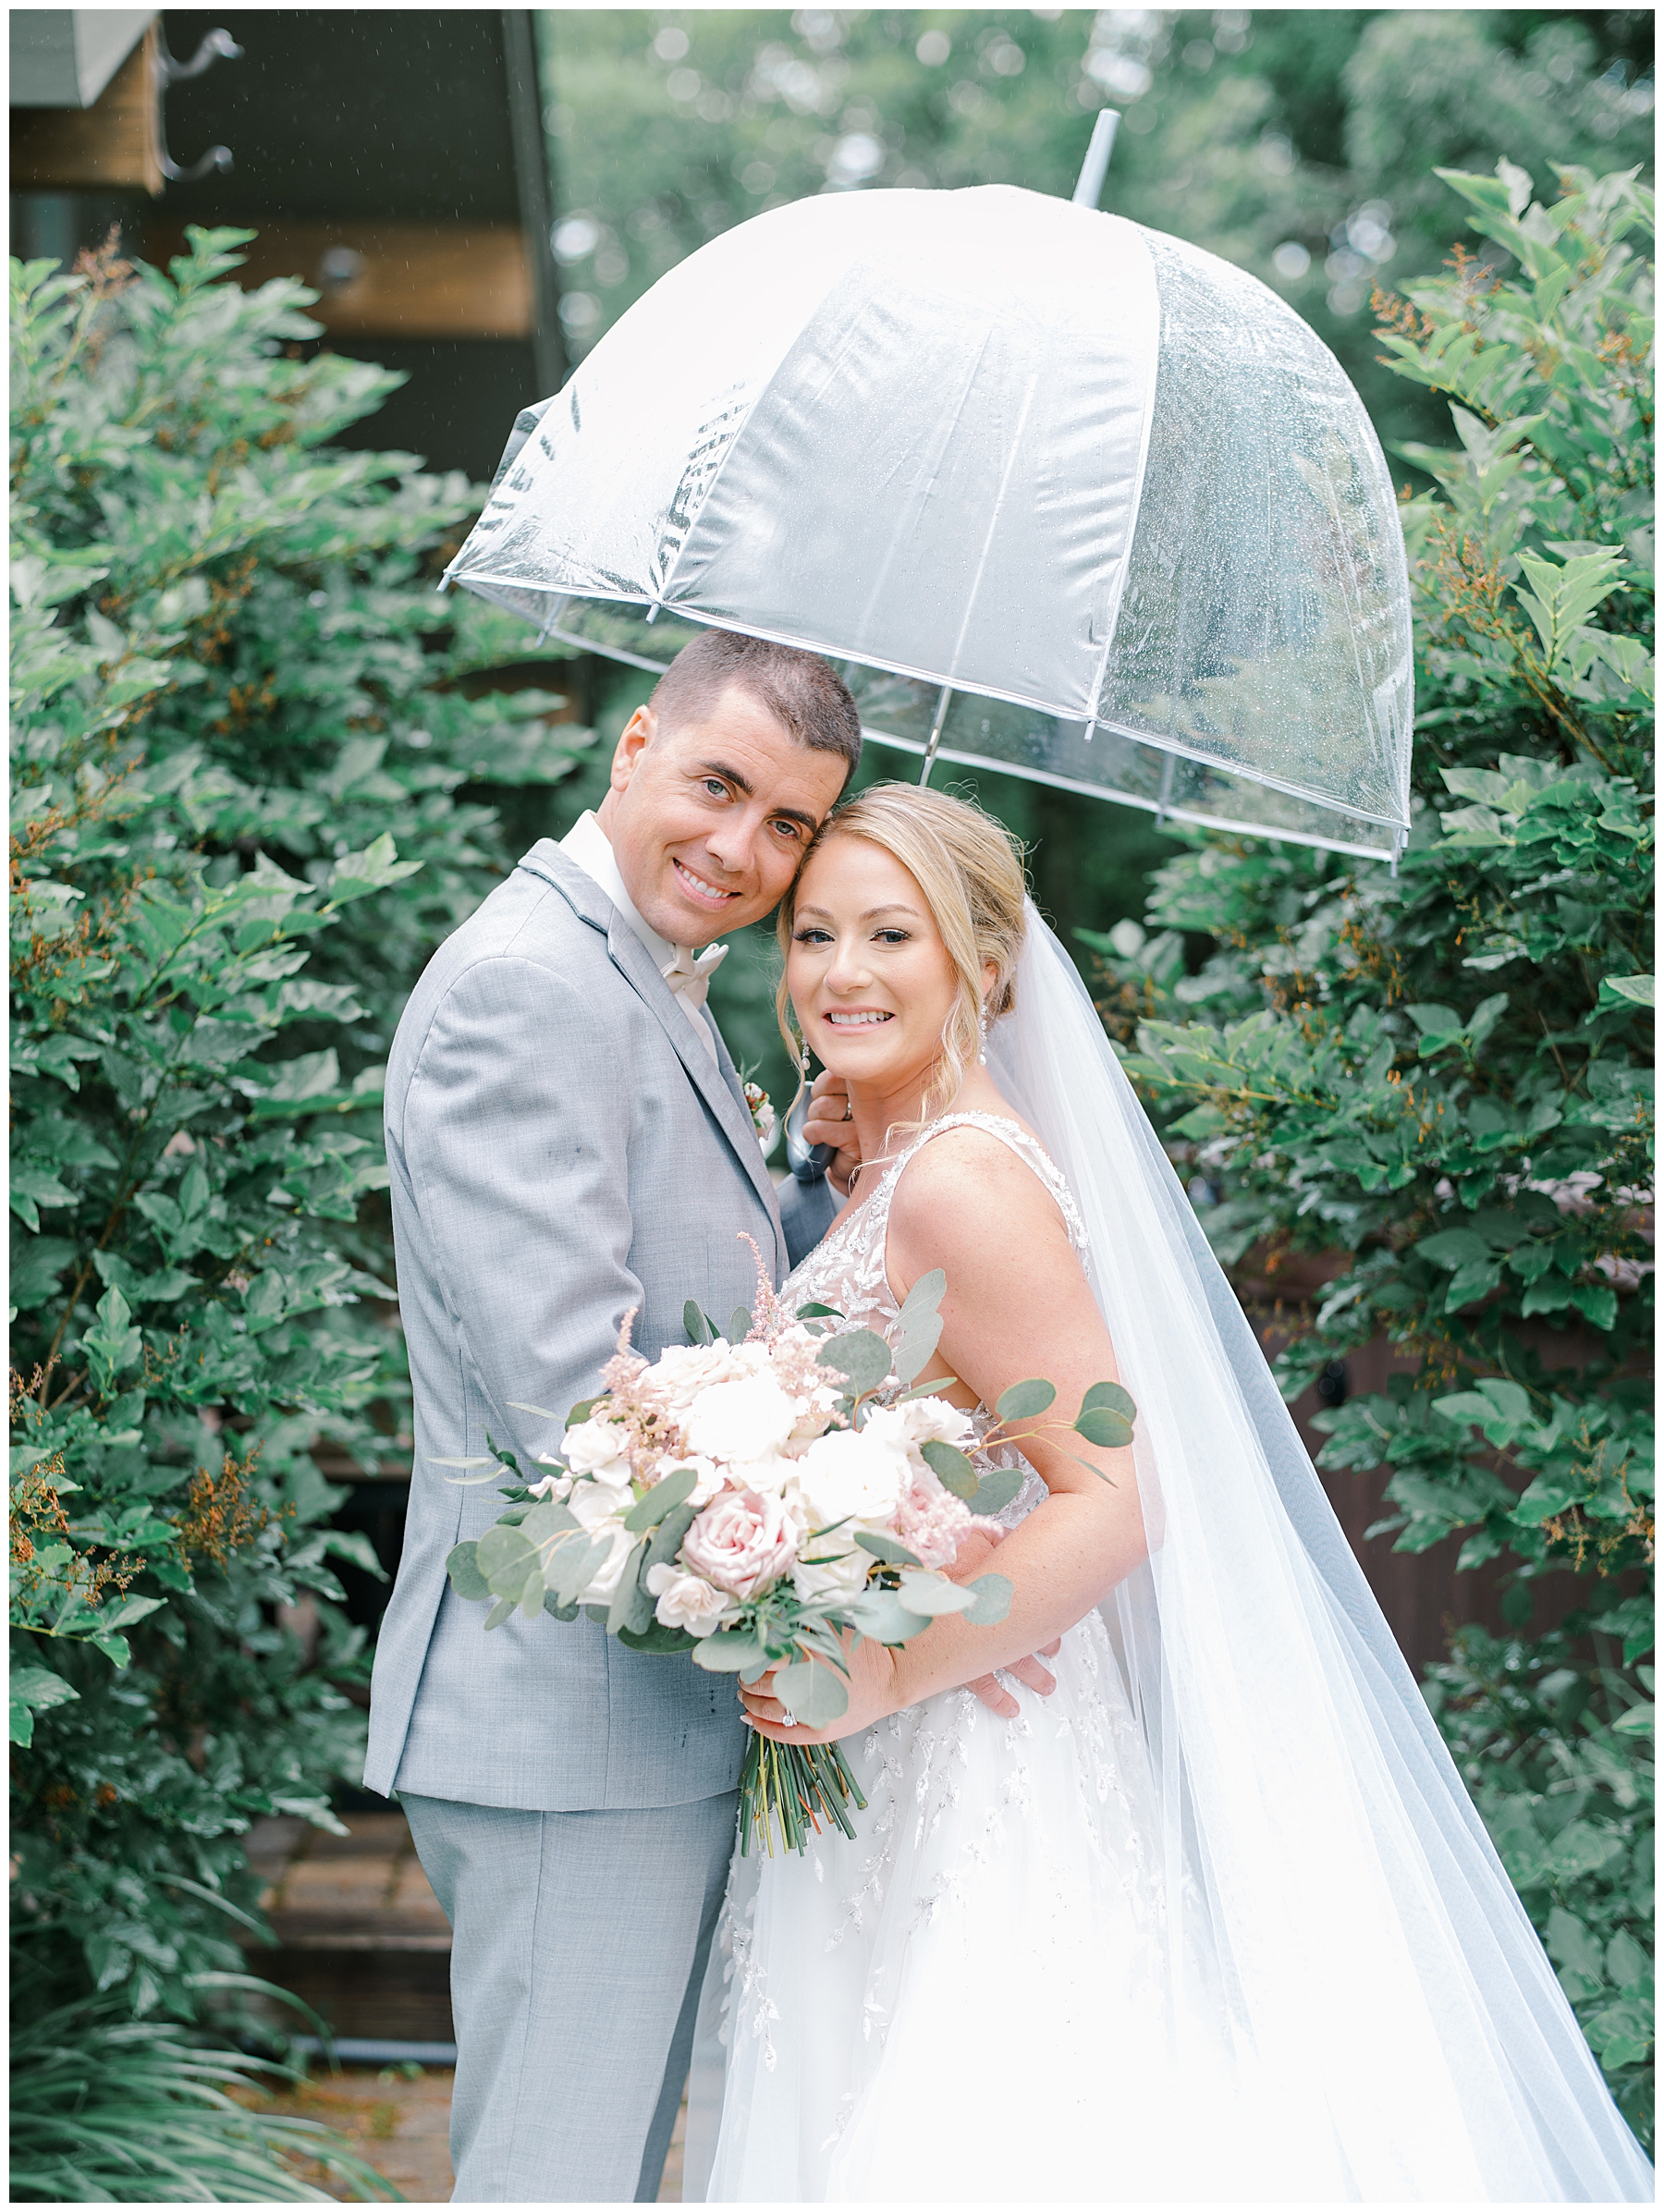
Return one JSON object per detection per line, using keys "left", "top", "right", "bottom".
{"left": 781, "top": 1112, "right": 1090, "bottom": 1532}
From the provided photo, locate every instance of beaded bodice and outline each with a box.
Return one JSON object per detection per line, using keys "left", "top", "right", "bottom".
{"left": 781, "top": 1111, "right": 1090, "bottom": 1528}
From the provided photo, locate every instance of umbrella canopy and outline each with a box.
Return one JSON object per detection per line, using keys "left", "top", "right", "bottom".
{"left": 447, "top": 185, "right": 1413, "bottom": 861}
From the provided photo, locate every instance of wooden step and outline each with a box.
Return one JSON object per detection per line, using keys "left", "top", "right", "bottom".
{"left": 242, "top": 1810, "right": 454, "bottom": 2046}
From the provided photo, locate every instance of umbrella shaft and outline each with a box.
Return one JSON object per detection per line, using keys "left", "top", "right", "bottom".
{"left": 918, "top": 684, "right": 955, "bottom": 787}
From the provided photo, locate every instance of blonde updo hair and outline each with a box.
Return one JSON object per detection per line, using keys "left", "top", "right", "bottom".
{"left": 776, "top": 782, "right": 1029, "bottom": 1127}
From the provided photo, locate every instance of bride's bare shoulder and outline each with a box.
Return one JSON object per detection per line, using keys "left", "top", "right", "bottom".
{"left": 885, "top": 1116, "right": 1064, "bottom": 1259}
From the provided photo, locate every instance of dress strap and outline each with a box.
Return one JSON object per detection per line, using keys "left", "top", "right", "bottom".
{"left": 883, "top": 1110, "right": 1089, "bottom": 1256}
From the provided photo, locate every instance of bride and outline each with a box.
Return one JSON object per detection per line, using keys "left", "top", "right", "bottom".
{"left": 684, "top": 784, "right": 1650, "bottom": 2204}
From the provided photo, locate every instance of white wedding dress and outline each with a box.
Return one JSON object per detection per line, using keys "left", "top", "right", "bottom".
{"left": 689, "top": 1114, "right": 1274, "bottom": 2202}
{"left": 684, "top": 913, "right": 1651, "bottom": 2204}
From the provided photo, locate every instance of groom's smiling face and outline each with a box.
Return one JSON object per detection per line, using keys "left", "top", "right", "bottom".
{"left": 598, "top": 686, "right": 848, "bottom": 945}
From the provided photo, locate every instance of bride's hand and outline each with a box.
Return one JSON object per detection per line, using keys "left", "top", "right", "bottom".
{"left": 801, "top": 1070, "right": 861, "bottom": 1197}
{"left": 738, "top": 1631, "right": 899, "bottom": 1745}
{"left": 949, "top": 1523, "right": 1061, "bottom": 1719}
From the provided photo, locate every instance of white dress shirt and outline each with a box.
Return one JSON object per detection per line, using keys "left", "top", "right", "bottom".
{"left": 558, "top": 811, "right": 722, "bottom": 1064}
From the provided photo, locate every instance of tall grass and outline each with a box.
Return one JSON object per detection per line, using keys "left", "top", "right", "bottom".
{"left": 10, "top": 2000, "right": 401, "bottom": 2203}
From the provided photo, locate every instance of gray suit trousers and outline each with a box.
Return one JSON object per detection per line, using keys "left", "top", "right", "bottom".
{"left": 403, "top": 1790, "right": 738, "bottom": 2203}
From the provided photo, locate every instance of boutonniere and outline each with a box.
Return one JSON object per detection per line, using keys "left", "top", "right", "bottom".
{"left": 742, "top": 1080, "right": 778, "bottom": 1155}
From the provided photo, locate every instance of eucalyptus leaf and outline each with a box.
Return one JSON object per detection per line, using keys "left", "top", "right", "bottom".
{"left": 618, "top": 1619, "right": 699, "bottom": 1655}
{"left": 642, "top": 1498, "right": 699, "bottom": 1575}
{"left": 920, "top": 1438, "right": 977, "bottom": 1498}
{"left": 819, "top": 1327, "right": 892, "bottom": 1398}
{"left": 895, "top": 1569, "right": 978, "bottom": 1616}
{"left": 963, "top": 1571, "right": 1014, "bottom": 1626}
{"left": 547, "top": 1532, "right": 608, "bottom": 1606}
{"left": 684, "top": 1300, "right": 713, "bottom": 1346}
{"left": 483, "top": 1596, "right": 517, "bottom": 1632}
{"left": 967, "top": 1466, "right": 1025, "bottom": 1516}
{"left": 507, "top": 1399, "right": 561, "bottom": 1422}
{"left": 854, "top": 1530, "right": 923, "bottom": 1568}
{"left": 445, "top": 1541, "right": 490, "bottom": 1604}
{"left": 728, "top": 1306, "right": 753, "bottom": 1345}
{"left": 996, "top": 1377, "right": 1056, "bottom": 1422}
{"left": 796, "top": 1301, "right": 843, "bottom": 1319}
{"left": 691, "top": 1630, "right": 767, "bottom": 1673}
{"left": 891, "top": 1265, "right": 947, "bottom": 1387}
{"left": 772, "top": 1657, "right": 850, "bottom": 1728}
{"left": 606, "top": 1539, "right": 653, "bottom": 1634}
{"left": 566, "top": 1397, "right": 602, "bottom": 1427}
{"left": 1080, "top": 1380, "right": 1137, "bottom": 1421}
{"left": 624, "top": 1465, "right": 698, "bottom": 1533}
{"left": 1075, "top": 1407, "right": 1134, "bottom": 1448}
{"left": 845, "top": 1588, "right": 933, "bottom": 1644}
{"left": 475, "top": 1522, "right": 536, "bottom": 1592}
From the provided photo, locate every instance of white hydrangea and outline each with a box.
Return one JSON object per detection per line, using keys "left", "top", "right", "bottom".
{"left": 795, "top": 1412, "right": 911, "bottom": 1524}
{"left": 686, "top": 1373, "right": 801, "bottom": 1466}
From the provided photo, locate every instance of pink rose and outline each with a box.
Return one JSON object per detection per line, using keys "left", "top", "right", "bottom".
{"left": 681, "top": 1488, "right": 800, "bottom": 1599}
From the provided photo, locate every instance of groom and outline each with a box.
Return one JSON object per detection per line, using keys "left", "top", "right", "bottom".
{"left": 365, "top": 629, "right": 863, "bottom": 2201}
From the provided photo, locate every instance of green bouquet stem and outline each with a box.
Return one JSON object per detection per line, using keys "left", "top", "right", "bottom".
{"left": 740, "top": 1728, "right": 869, "bottom": 1857}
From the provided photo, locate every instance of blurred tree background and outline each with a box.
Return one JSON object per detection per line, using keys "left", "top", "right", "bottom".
{"left": 532, "top": 6, "right": 1653, "bottom": 1110}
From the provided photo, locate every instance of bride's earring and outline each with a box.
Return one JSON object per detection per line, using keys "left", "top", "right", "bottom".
{"left": 977, "top": 1002, "right": 989, "bottom": 1066}
{"left": 800, "top": 1037, "right": 811, "bottom": 1075}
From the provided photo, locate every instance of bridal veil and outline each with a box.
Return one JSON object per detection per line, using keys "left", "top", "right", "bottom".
{"left": 974, "top": 903, "right": 1650, "bottom": 2200}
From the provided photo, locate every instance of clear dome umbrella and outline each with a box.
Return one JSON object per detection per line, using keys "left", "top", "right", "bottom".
{"left": 445, "top": 175, "right": 1413, "bottom": 862}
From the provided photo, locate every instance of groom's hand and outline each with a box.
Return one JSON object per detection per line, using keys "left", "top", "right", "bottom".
{"left": 801, "top": 1070, "right": 861, "bottom": 1198}
{"left": 949, "top": 1525, "right": 1061, "bottom": 1720}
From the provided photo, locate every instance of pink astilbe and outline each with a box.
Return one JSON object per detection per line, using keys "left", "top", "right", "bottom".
{"left": 738, "top": 1229, "right": 793, "bottom": 1342}
{"left": 895, "top": 1479, "right": 996, "bottom": 1570}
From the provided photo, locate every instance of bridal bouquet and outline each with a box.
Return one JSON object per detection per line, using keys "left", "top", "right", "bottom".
{"left": 441, "top": 1240, "right": 1135, "bottom": 1853}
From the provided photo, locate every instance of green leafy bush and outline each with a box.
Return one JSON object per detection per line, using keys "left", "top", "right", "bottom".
{"left": 1091, "top": 161, "right": 1653, "bottom": 2142}
{"left": 9, "top": 224, "right": 588, "bottom": 2127}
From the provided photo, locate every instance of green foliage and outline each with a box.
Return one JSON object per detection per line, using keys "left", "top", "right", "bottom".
{"left": 1094, "top": 160, "right": 1654, "bottom": 2135}
{"left": 9, "top": 222, "right": 590, "bottom": 2078}
{"left": 10, "top": 1994, "right": 399, "bottom": 2202}
{"left": 540, "top": 7, "right": 1651, "bottom": 449}
{"left": 1426, "top": 1632, "right": 1654, "bottom": 2145}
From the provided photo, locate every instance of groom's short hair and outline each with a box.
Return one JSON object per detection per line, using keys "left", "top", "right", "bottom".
{"left": 651, "top": 630, "right": 862, "bottom": 786}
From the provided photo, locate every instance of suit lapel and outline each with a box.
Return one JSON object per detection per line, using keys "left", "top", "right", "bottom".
{"left": 517, "top": 842, "right": 787, "bottom": 1275}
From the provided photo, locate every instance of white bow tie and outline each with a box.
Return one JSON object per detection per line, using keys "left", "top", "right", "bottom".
{"left": 662, "top": 942, "right": 728, "bottom": 1010}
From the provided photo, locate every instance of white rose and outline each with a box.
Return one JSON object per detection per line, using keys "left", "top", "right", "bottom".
{"left": 686, "top": 1374, "right": 800, "bottom": 1467}
{"left": 567, "top": 1479, "right": 635, "bottom": 1598}
{"left": 651, "top": 1342, "right": 740, "bottom": 1411}
{"left": 791, "top": 1534, "right": 872, "bottom": 1607}
{"left": 899, "top": 1396, "right": 976, "bottom": 1454}
{"left": 657, "top": 1453, "right": 726, "bottom": 1507}
{"left": 795, "top": 1420, "right": 911, "bottom": 1525}
{"left": 563, "top": 1417, "right": 634, "bottom": 1485}
{"left": 644, "top": 1562, "right": 730, "bottom": 1635}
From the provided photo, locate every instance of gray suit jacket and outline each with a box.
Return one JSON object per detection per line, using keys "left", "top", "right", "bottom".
{"left": 364, "top": 840, "right": 837, "bottom": 1810}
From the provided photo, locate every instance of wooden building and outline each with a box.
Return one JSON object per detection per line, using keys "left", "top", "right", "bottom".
{"left": 11, "top": 7, "right": 562, "bottom": 477}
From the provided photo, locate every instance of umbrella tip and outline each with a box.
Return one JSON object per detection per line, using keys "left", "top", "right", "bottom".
{"left": 1071, "top": 110, "right": 1120, "bottom": 209}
